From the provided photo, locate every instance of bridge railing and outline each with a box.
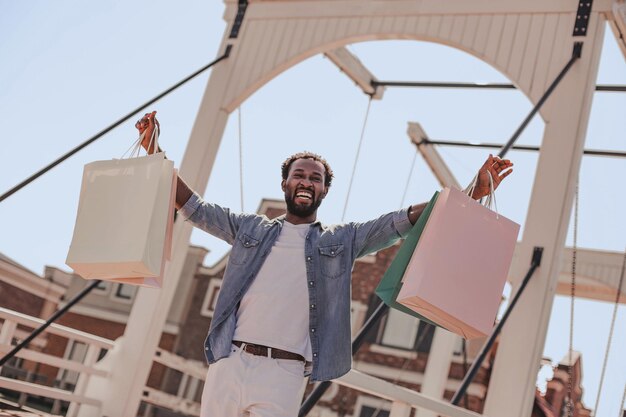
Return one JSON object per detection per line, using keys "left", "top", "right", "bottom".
{"left": 0, "top": 307, "right": 205, "bottom": 416}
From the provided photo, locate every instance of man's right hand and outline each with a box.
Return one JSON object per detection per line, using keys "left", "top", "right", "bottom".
{"left": 135, "top": 111, "right": 161, "bottom": 154}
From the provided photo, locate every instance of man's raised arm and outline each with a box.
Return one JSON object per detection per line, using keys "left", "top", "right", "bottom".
{"left": 136, "top": 111, "right": 193, "bottom": 210}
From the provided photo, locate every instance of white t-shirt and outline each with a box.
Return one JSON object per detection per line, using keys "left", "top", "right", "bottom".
{"left": 233, "top": 221, "right": 312, "bottom": 361}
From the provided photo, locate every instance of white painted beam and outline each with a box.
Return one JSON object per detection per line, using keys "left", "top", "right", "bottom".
{"left": 556, "top": 247, "right": 626, "bottom": 303}
{"left": 483, "top": 13, "right": 606, "bottom": 417}
{"left": 407, "top": 122, "right": 461, "bottom": 189}
{"left": 508, "top": 244, "right": 626, "bottom": 303}
{"left": 324, "top": 47, "right": 385, "bottom": 99}
{"left": 235, "top": 0, "right": 614, "bottom": 20}
{"left": 335, "top": 370, "right": 483, "bottom": 417}
{"left": 0, "top": 376, "right": 101, "bottom": 407}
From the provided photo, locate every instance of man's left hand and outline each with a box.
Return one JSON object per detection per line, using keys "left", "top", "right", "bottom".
{"left": 471, "top": 154, "right": 513, "bottom": 200}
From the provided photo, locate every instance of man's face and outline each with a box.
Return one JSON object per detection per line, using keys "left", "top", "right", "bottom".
{"left": 282, "top": 158, "right": 328, "bottom": 219}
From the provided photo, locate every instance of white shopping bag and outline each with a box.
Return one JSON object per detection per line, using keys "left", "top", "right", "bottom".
{"left": 108, "top": 168, "right": 177, "bottom": 288}
{"left": 66, "top": 151, "right": 175, "bottom": 281}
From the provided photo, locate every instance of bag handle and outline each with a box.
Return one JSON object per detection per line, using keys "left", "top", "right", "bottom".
{"left": 121, "top": 124, "right": 161, "bottom": 159}
{"left": 464, "top": 171, "right": 499, "bottom": 216}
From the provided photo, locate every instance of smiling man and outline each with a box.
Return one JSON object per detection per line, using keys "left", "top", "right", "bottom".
{"left": 136, "top": 111, "right": 513, "bottom": 417}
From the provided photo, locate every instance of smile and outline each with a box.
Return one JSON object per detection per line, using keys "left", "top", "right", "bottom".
{"left": 295, "top": 190, "right": 314, "bottom": 201}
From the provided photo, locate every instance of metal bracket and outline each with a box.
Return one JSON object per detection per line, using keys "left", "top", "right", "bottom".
{"left": 573, "top": 0, "right": 593, "bottom": 36}
{"left": 573, "top": 41, "right": 583, "bottom": 58}
{"left": 229, "top": 0, "right": 249, "bottom": 39}
{"left": 532, "top": 246, "right": 544, "bottom": 267}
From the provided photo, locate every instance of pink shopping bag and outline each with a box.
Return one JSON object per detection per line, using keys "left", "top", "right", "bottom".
{"left": 396, "top": 186, "right": 520, "bottom": 339}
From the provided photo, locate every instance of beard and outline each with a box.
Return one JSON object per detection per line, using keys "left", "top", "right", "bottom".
{"left": 285, "top": 192, "right": 323, "bottom": 218}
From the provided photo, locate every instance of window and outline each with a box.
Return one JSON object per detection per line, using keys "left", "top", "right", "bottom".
{"left": 359, "top": 406, "right": 390, "bottom": 417}
{"left": 57, "top": 340, "right": 87, "bottom": 390}
{"left": 381, "top": 308, "right": 420, "bottom": 349}
{"left": 93, "top": 280, "right": 111, "bottom": 295}
{"left": 364, "top": 294, "right": 435, "bottom": 353}
{"left": 201, "top": 279, "right": 222, "bottom": 317}
{"left": 353, "top": 396, "right": 391, "bottom": 417}
{"left": 452, "top": 336, "right": 465, "bottom": 357}
{"left": 113, "top": 284, "right": 137, "bottom": 301}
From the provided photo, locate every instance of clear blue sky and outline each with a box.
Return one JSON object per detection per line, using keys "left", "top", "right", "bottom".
{"left": 1, "top": 1, "right": 625, "bottom": 415}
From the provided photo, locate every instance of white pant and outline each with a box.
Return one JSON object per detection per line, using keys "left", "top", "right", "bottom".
{"left": 200, "top": 344, "right": 307, "bottom": 417}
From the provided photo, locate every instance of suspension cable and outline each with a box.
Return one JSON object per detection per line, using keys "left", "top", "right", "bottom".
{"left": 0, "top": 46, "right": 232, "bottom": 204}
{"left": 341, "top": 97, "right": 373, "bottom": 222}
{"left": 617, "top": 384, "right": 626, "bottom": 417}
{"left": 399, "top": 151, "right": 417, "bottom": 209}
{"left": 567, "top": 181, "right": 579, "bottom": 417}
{"left": 591, "top": 248, "right": 626, "bottom": 416}
{"left": 238, "top": 106, "right": 245, "bottom": 212}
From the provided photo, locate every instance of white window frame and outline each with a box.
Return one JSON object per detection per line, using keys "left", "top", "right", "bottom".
{"left": 350, "top": 301, "right": 368, "bottom": 337}
{"left": 201, "top": 279, "right": 222, "bottom": 318}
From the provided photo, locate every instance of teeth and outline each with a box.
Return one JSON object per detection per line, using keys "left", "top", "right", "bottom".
{"left": 296, "top": 191, "right": 312, "bottom": 199}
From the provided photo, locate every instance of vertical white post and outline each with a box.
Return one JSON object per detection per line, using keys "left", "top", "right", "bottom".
{"left": 66, "top": 343, "right": 100, "bottom": 417}
{"left": 483, "top": 16, "right": 605, "bottom": 417}
{"left": 415, "top": 329, "right": 457, "bottom": 417}
{"left": 0, "top": 319, "right": 17, "bottom": 346}
{"left": 0, "top": 320, "right": 17, "bottom": 374}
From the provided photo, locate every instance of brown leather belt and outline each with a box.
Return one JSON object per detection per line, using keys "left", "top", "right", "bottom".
{"left": 233, "top": 341, "right": 306, "bottom": 362}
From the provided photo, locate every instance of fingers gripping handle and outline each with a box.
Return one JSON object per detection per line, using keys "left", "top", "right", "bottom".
{"left": 124, "top": 124, "right": 161, "bottom": 159}
{"left": 464, "top": 171, "right": 499, "bottom": 216}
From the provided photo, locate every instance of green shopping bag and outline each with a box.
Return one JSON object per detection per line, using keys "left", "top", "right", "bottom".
{"left": 375, "top": 191, "right": 441, "bottom": 326}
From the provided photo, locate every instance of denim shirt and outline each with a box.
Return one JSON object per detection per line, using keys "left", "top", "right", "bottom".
{"left": 179, "top": 193, "right": 413, "bottom": 381}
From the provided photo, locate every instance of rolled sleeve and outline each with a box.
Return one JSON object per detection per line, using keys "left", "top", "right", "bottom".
{"left": 393, "top": 207, "right": 413, "bottom": 238}
{"left": 178, "top": 192, "right": 203, "bottom": 220}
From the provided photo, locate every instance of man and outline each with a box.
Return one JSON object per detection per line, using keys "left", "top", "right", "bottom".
{"left": 136, "top": 111, "right": 513, "bottom": 417}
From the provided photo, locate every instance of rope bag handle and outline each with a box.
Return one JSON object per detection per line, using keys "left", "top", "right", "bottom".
{"left": 463, "top": 171, "right": 499, "bottom": 216}
{"left": 121, "top": 124, "right": 161, "bottom": 159}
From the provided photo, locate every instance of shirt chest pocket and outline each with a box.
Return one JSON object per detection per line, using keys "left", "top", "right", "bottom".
{"left": 318, "top": 244, "right": 346, "bottom": 279}
{"left": 231, "top": 234, "right": 260, "bottom": 265}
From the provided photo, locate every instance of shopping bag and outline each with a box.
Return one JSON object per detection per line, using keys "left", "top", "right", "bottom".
{"left": 374, "top": 191, "right": 441, "bottom": 327}
{"left": 66, "top": 152, "right": 175, "bottom": 280}
{"left": 396, "top": 182, "right": 520, "bottom": 339}
{"left": 108, "top": 168, "right": 177, "bottom": 288}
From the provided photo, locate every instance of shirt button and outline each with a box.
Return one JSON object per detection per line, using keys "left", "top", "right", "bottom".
{"left": 331, "top": 251, "right": 335, "bottom": 255}
{"left": 311, "top": 328, "right": 316, "bottom": 333}
{"left": 205, "top": 347, "right": 209, "bottom": 351}
{"left": 313, "top": 353, "right": 317, "bottom": 357}
{"left": 307, "top": 256, "right": 312, "bottom": 261}
{"left": 309, "top": 281, "right": 314, "bottom": 286}
{"left": 310, "top": 304, "right": 315, "bottom": 309}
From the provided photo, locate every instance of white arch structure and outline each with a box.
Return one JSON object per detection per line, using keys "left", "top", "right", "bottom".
{"left": 87, "top": 1, "right": 624, "bottom": 416}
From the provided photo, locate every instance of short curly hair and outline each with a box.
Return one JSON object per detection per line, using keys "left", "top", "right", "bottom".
{"left": 281, "top": 151, "right": 334, "bottom": 187}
